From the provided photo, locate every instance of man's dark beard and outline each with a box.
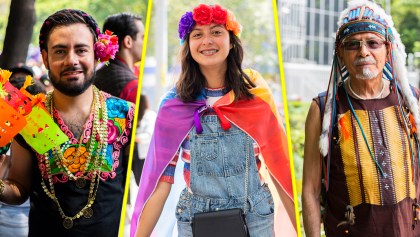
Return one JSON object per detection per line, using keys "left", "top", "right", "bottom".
{"left": 49, "top": 69, "right": 96, "bottom": 97}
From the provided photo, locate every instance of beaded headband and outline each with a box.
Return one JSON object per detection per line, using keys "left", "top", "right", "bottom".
{"left": 336, "top": 5, "right": 394, "bottom": 44}
{"left": 178, "top": 4, "right": 242, "bottom": 44}
{"left": 39, "top": 9, "right": 119, "bottom": 64}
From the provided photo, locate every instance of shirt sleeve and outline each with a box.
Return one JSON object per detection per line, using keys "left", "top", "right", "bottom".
{"left": 158, "top": 134, "right": 190, "bottom": 184}
{"left": 158, "top": 149, "right": 180, "bottom": 184}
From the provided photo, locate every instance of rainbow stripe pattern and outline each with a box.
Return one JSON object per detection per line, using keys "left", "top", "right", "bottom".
{"left": 130, "top": 69, "right": 292, "bottom": 236}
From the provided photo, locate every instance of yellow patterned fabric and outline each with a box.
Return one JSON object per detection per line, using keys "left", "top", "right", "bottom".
{"left": 339, "top": 106, "right": 415, "bottom": 207}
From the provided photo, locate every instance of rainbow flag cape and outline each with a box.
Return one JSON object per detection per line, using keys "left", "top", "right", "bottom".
{"left": 131, "top": 69, "right": 293, "bottom": 236}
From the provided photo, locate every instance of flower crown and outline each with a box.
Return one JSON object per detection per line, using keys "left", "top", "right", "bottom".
{"left": 94, "top": 30, "right": 119, "bottom": 64}
{"left": 178, "top": 4, "right": 242, "bottom": 44}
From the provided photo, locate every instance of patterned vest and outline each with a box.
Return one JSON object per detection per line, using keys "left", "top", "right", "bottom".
{"left": 321, "top": 84, "right": 420, "bottom": 237}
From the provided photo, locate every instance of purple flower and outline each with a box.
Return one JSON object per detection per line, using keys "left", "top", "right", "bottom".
{"left": 178, "top": 12, "right": 195, "bottom": 41}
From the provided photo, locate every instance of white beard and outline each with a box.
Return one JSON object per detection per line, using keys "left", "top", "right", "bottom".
{"left": 355, "top": 67, "right": 379, "bottom": 80}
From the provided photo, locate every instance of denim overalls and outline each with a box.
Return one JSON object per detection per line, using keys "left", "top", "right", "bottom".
{"left": 176, "top": 115, "right": 275, "bottom": 237}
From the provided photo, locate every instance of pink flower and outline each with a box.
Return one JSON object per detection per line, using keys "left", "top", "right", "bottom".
{"left": 94, "top": 30, "right": 119, "bottom": 64}
{"left": 107, "top": 120, "right": 119, "bottom": 144}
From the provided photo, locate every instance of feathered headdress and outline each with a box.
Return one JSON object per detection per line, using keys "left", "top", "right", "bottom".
{"left": 319, "top": 0, "right": 420, "bottom": 186}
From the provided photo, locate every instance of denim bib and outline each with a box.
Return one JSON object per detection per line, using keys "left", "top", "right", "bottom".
{"left": 176, "top": 115, "right": 275, "bottom": 237}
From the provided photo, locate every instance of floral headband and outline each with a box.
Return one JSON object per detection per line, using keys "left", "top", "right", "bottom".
{"left": 178, "top": 4, "right": 242, "bottom": 44}
{"left": 39, "top": 9, "right": 119, "bottom": 65}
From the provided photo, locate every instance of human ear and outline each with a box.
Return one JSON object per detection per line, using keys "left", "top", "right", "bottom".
{"left": 41, "top": 49, "right": 49, "bottom": 70}
{"left": 123, "top": 35, "right": 133, "bottom": 49}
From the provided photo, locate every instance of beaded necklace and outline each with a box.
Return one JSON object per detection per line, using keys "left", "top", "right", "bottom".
{"left": 347, "top": 79, "right": 386, "bottom": 100}
{"left": 43, "top": 86, "right": 108, "bottom": 229}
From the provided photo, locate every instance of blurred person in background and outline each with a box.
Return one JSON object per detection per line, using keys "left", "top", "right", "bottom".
{"left": 95, "top": 12, "right": 144, "bottom": 98}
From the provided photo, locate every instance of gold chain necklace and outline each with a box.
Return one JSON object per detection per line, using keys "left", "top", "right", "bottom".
{"left": 42, "top": 87, "right": 108, "bottom": 229}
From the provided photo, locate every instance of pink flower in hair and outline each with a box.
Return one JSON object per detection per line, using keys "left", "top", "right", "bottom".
{"left": 94, "top": 30, "right": 119, "bottom": 64}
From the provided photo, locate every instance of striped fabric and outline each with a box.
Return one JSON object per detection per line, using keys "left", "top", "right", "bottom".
{"left": 159, "top": 133, "right": 262, "bottom": 187}
{"left": 159, "top": 87, "right": 262, "bottom": 187}
{"left": 339, "top": 107, "right": 415, "bottom": 206}
{"left": 131, "top": 69, "right": 292, "bottom": 236}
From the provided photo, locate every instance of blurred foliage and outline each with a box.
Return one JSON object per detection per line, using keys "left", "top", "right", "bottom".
{"left": 288, "top": 100, "right": 310, "bottom": 193}
{"left": 0, "top": 0, "right": 148, "bottom": 51}
{"left": 0, "top": 0, "right": 10, "bottom": 51}
{"left": 388, "top": 0, "right": 420, "bottom": 56}
{"left": 288, "top": 100, "right": 311, "bottom": 237}
{"left": 414, "top": 41, "right": 420, "bottom": 67}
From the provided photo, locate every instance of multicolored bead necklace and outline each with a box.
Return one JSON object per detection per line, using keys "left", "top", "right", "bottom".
{"left": 43, "top": 86, "right": 108, "bottom": 229}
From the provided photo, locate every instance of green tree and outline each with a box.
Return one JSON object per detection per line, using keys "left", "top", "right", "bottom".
{"left": 0, "top": 0, "right": 11, "bottom": 52}
{"left": 390, "top": 0, "right": 420, "bottom": 55}
{"left": 0, "top": 0, "right": 35, "bottom": 68}
{"left": 397, "top": 11, "right": 420, "bottom": 54}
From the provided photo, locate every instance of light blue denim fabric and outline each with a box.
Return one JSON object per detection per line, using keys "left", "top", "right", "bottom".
{"left": 176, "top": 115, "right": 274, "bottom": 237}
{"left": 0, "top": 200, "right": 30, "bottom": 237}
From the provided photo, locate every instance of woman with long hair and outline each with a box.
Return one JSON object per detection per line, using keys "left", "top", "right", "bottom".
{"left": 131, "top": 4, "right": 296, "bottom": 236}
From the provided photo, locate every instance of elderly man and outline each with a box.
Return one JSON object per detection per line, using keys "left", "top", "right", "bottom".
{"left": 0, "top": 9, "right": 134, "bottom": 236}
{"left": 302, "top": 0, "right": 420, "bottom": 236}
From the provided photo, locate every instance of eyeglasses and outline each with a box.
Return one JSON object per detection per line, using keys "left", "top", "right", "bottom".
{"left": 341, "top": 39, "right": 386, "bottom": 51}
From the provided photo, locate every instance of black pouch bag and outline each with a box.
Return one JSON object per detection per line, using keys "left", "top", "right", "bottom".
{"left": 192, "top": 208, "right": 249, "bottom": 237}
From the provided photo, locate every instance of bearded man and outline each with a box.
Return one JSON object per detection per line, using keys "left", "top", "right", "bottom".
{"left": 0, "top": 9, "right": 134, "bottom": 236}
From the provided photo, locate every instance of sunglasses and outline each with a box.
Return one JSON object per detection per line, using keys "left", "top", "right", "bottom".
{"left": 341, "top": 39, "right": 386, "bottom": 51}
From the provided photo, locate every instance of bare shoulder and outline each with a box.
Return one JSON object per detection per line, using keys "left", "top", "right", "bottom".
{"left": 305, "top": 100, "right": 321, "bottom": 133}
{"left": 303, "top": 100, "right": 322, "bottom": 172}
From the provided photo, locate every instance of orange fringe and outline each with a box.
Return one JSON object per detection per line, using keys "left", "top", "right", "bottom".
{"left": 338, "top": 114, "right": 351, "bottom": 140}
{"left": 409, "top": 114, "right": 417, "bottom": 135}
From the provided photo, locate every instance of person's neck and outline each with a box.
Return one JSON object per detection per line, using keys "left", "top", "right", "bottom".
{"left": 51, "top": 86, "right": 94, "bottom": 117}
{"left": 347, "top": 75, "right": 389, "bottom": 100}
{"left": 116, "top": 51, "right": 134, "bottom": 72}
{"left": 199, "top": 64, "right": 227, "bottom": 89}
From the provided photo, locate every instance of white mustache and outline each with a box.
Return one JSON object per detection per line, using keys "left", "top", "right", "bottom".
{"left": 353, "top": 57, "right": 376, "bottom": 66}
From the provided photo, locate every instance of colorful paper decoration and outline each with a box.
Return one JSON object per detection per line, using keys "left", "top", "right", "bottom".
{"left": 3, "top": 81, "right": 33, "bottom": 116}
{"left": 0, "top": 99, "right": 27, "bottom": 146}
{"left": 19, "top": 105, "right": 69, "bottom": 154}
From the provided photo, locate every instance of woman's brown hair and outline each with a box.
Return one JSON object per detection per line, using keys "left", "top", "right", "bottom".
{"left": 176, "top": 31, "right": 256, "bottom": 102}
